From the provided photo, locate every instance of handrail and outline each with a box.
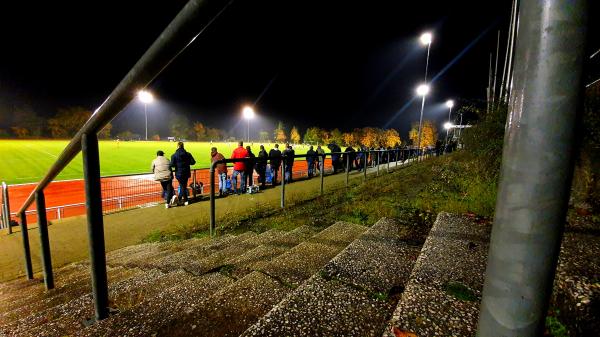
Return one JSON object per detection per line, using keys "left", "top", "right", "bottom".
{"left": 16, "top": 0, "right": 229, "bottom": 217}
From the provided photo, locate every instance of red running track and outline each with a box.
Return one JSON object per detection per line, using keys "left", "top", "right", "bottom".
{"left": 3, "top": 159, "right": 332, "bottom": 224}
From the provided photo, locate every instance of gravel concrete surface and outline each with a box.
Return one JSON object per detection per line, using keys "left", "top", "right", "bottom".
{"left": 384, "top": 212, "right": 491, "bottom": 337}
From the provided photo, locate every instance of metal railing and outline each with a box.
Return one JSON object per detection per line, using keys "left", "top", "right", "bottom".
{"left": 9, "top": 0, "right": 232, "bottom": 322}
{"left": 208, "top": 148, "right": 428, "bottom": 236}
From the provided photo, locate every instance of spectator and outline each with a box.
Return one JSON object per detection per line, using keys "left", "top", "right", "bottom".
{"left": 256, "top": 145, "right": 268, "bottom": 188}
{"left": 306, "top": 145, "right": 316, "bottom": 178}
{"left": 344, "top": 145, "right": 356, "bottom": 172}
{"left": 170, "top": 142, "right": 196, "bottom": 206}
{"left": 245, "top": 146, "right": 256, "bottom": 189}
{"left": 210, "top": 147, "right": 227, "bottom": 197}
{"left": 327, "top": 143, "right": 342, "bottom": 173}
{"left": 269, "top": 144, "right": 282, "bottom": 185}
{"left": 151, "top": 150, "right": 174, "bottom": 208}
{"left": 231, "top": 141, "right": 248, "bottom": 194}
{"left": 316, "top": 145, "right": 325, "bottom": 173}
{"left": 282, "top": 144, "right": 295, "bottom": 183}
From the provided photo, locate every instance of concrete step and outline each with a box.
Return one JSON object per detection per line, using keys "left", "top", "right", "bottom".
{"left": 225, "top": 225, "right": 318, "bottom": 279}
{"left": 146, "top": 232, "right": 255, "bottom": 272}
{"left": 110, "top": 237, "right": 214, "bottom": 269}
{"left": 383, "top": 212, "right": 491, "bottom": 337}
{"left": 0, "top": 263, "right": 89, "bottom": 311}
{"left": 79, "top": 271, "right": 235, "bottom": 337}
{"left": 242, "top": 217, "right": 423, "bottom": 337}
{"left": 156, "top": 222, "right": 367, "bottom": 337}
{"left": 0, "top": 266, "right": 142, "bottom": 329}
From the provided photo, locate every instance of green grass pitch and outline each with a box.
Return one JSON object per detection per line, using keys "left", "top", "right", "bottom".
{"left": 0, "top": 140, "right": 318, "bottom": 184}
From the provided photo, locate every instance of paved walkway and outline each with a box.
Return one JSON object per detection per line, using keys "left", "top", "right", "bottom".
{"left": 0, "top": 160, "right": 410, "bottom": 282}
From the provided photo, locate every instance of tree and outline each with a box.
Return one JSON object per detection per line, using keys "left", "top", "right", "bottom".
{"left": 48, "top": 107, "right": 92, "bottom": 138}
{"left": 274, "top": 121, "right": 287, "bottom": 143}
{"left": 11, "top": 127, "right": 29, "bottom": 138}
{"left": 342, "top": 132, "right": 355, "bottom": 146}
{"left": 330, "top": 128, "right": 343, "bottom": 145}
{"left": 117, "top": 130, "right": 134, "bottom": 140}
{"left": 169, "top": 114, "right": 192, "bottom": 140}
{"left": 206, "top": 127, "right": 224, "bottom": 141}
{"left": 259, "top": 130, "right": 270, "bottom": 142}
{"left": 303, "top": 127, "right": 321, "bottom": 144}
{"left": 408, "top": 121, "right": 437, "bottom": 148}
{"left": 383, "top": 129, "right": 401, "bottom": 148}
{"left": 320, "top": 129, "right": 331, "bottom": 144}
{"left": 290, "top": 126, "right": 301, "bottom": 144}
{"left": 361, "top": 127, "right": 379, "bottom": 148}
{"left": 193, "top": 122, "right": 207, "bottom": 141}
{"left": 98, "top": 123, "right": 112, "bottom": 139}
{"left": 12, "top": 107, "right": 44, "bottom": 138}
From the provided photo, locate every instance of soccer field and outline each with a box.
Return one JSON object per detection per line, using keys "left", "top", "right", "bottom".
{"left": 0, "top": 140, "right": 316, "bottom": 185}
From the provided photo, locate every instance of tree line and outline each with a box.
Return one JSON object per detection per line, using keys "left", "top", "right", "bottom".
{"left": 0, "top": 106, "right": 439, "bottom": 147}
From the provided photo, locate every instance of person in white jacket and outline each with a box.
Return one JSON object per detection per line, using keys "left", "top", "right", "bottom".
{"left": 151, "top": 150, "right": 175, "bottom": 208}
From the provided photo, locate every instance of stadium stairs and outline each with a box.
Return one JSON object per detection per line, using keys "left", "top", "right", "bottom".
{"left": 1, "top": 213, "right": 595, "bottom": 336}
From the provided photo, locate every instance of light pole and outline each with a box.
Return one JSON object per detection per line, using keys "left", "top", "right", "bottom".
{"left": 420, "top": 32, "right": 433, "bottom": 82}
{"left": 445, "top": 100, "right": 454, "bottom": 145}
{"left": 415, "top": 32, "right": 433, "bottom": 158}
{"left": 242, "top": 106, "right": 255, "bottom": 142}
{"left": 415, "top": 84, "right": 430, "bottom": 157}
{"left": 137, "top": 90, "right": 154, "bottom": 141}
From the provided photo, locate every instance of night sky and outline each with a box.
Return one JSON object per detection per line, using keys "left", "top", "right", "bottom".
{"left": 1, "top": 1, "right": 598, "bottom": 140}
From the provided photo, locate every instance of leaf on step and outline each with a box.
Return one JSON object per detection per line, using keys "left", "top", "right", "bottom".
{"left": 392, "top": 326, "right": 417, "bottom": 337}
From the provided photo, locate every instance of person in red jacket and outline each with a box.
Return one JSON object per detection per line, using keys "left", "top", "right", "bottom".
{"left": 231, "top": 141, "right": 249, "bottom": 194}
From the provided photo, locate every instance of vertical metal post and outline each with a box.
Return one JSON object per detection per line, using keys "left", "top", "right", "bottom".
{"left": 320, "top": 154, "right": 324, "bottom": 195}
{"left": 281, "top": 159, "right": 285, "bottom": 208}
{"left": 363, "top": 151, "right": 367, "bottom": 181}
{"left": 209, "top": 164, "right": 216, "bottom": 237}
{"left": 387, "top": 151, "right": 390, "bottom": 172}
{"left": 192, "top": 170, "right": 197, "bottom": 199}
{"left": 82, "top": 133, "right": 109, "bottom": 321}
{"left": 2, "top": 183, "right": 12, "bottom": 234}
{"left": 19, "top": 212, "right": 33, "bottom": 279}
{"left": 376, "top": 152, "right": 380, "bottom": 176}
{"left": 36, "top": 190, "right": 54, "bottom": 290}
{"left": 477, "top": 0, "right": 588, "bottom": 335}
{"left": 345, "top": 154, "right": 350, "bottom": 187}
{"left": 396, "top": 149, "right": 399, "bottom": 167}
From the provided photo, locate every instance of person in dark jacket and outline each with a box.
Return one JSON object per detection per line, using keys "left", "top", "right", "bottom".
{"left": 269, "top": 144, "right": 282, "bottom": 185}
{"left": 306, "top": 145, "right": 316, "bottom": 178}
{"left": 327, "top": 143, "right": 342, "bottom": 173}
{"left": 256, "top": 145, "right": 268, "bottom": 188}
{"left": 245, "top": 146, "right": 256, "bottom": 188}
{"left": 344, "top": 146, "right": 356, "bottom": 172}
{"left": 170, "top": 142, "right": 196, "bottom": 206}
{"left": 282, "top": 144, "right": 295, "bottom": 183}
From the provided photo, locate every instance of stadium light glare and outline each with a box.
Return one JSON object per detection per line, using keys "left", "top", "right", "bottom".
{"left": 444, "top": 122, "right": 454, "bottom": 130}
{"left": 416, "top": 84, "right": 430, "bottom": 96}
{"left": 446, "top": 100, "right": 454, "bottom": 108}
{"left": 420, "top": 32, "right": 433, "bottom": 45}
{"left": 137, "top": 90, "right": 154, "bottom": 104}
{"left": 242, "top": 106, "right": 255, "bottom": 119}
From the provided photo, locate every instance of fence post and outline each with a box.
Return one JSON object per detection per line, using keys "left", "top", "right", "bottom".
{"left": 281, "top": 159, "right": 286, "bottom": 208}
{"left": 387, "top": 151, "right": 390, "bottom": 173}
{"left": 345, "top": 154, "right": 350, "bottom": 187}
{"left": 209, "top": 164, "right": 216, "bottom": 237}
{"left": 19, "top": 212, "right": 33, "bottom": 279}
{"left": 320, "top": 154, "right": 324, "bottom": 196}
{"left": 363, "top": 151, "right": 368, "bottom": 181}
{"left": 2, "top": 183, "right": 12, "bottom": 234}
{"left": 477, "top": 0, "right": 588, "bottom": 335}
{"left": 82, "top": 132, "right": 109, "bottom": 321}
{"left": 35, "top": 190, "right": 54, "bottom": 290}
{"left": 376, "top": 152, "right": 380, "bottom": 176}
{"left": 191, "top": 170, "right": 197, "bottom": 199}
